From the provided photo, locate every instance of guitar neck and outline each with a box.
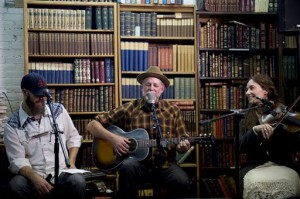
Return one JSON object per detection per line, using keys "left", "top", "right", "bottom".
{"left": 138, "top": 137, "right": 197, "bottom": 148}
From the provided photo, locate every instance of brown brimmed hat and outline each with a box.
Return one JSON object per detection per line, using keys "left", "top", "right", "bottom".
{"left": 137, "top": 66, "right": 170, "bottom": 87}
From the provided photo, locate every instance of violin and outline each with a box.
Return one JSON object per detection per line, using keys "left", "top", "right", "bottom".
{"left": 261, "top": 95, "right": 300, "bottom": 134}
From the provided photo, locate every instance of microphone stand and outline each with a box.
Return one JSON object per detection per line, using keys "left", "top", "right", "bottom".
{"left": 199, "top": 106, "right": 258, "bottom": 125}
{"left": 150, "top": 103, "right": 165, "bottom": 166}
{"left": 199, "top": 105, "right": 259, "bottom": 198}
{"left": 46, "top": 96, "right": 70, "bottom": 187}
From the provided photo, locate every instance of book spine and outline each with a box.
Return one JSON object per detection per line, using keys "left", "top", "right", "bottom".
{"left": 108, "top": 6, "right": 114, "bottom": 30}
{"left": 85, "top": 6, "right": 92, "bottom": 30}
{"left": 102, "top": 6, "right": 108, "bottom": 30}
{"left": 95, "top": 7, "right": 102, "bottom": 29}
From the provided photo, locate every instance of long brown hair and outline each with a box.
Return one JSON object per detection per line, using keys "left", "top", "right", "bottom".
{"left": 241, "top": 74, "right": 281, "bottom": 132}
{"left": 249, "top": 74, "right": 279, "bottom": 102}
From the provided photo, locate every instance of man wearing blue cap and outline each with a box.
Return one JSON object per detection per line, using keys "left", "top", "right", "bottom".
{"left": 4, "top": 73, "right": 85, "bottom": 199}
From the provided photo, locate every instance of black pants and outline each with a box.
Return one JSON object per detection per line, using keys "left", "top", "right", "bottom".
{"left": 117, "top": 158, "right": 190, "bottom": 199}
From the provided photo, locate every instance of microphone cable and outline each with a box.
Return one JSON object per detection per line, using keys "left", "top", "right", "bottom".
{"left": 1, "top": 90, "right": 13, "bottom": 114}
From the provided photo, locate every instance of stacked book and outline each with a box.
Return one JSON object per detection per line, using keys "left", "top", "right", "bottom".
{"left": 0, "top": 91, "right": 8, "bottom": 144}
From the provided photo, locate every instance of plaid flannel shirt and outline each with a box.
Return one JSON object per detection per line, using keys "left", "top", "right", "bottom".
{"left": 95, "top": 98, "right": 188, "bottom": 167}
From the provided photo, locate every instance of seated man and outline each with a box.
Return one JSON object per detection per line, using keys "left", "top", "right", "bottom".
{"left": 4, "top": 73, "right": 86, "bottom": 199}
{"left": 87, "top": 66, "right": 192, "bottom": 198}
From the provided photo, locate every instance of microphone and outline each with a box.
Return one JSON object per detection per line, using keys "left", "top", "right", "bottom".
{"left": 255, "top": 96, "right": 274, "bottom": 108}
{"left": 145, "top": 91, "right": 156, "bottom": 111}
{"left": 146, "top": 91, "right": 156, "bottom": 104}
{"left": 44, "top": 89, "right": 53, "bottom": 101}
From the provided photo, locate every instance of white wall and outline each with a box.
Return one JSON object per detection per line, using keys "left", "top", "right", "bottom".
{"left": 0, "top": 0, "right": 24, "bottom": 115}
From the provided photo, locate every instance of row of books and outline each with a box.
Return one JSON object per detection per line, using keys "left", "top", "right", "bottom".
{"left": 150, "top": 44, "right": 195, "bottom": 72}
{"left": 29, "top": 62, "right": 74, "bottom": 84}
{"left": 199, "top": 52, "right": 277, "bottom": 78}
{"left": 199, "top": 114, "right": 235, "bottom": 139}
{"left": 254, "top": 0, "right": 278, "bottom": 12}
{"left": 282, "top": 55, "right": 299, "bottom": 80}
{"left": 200, "top": 83, "right": 246, "bottom": 110}
{"left": 28, "top": 58, "right": 114, "bottom": 84}
{"left": 120, "top": 12, "right": 156, "bottom": 37}
{"left": 78, "top": 146, "right": 94, "bottom": 169}
{"left": 87, "top": 6, "right": 114, "bottom": 30}
{"left": 27, "top": 6, "right": 114, "bottom": 30}
{"left": 168, "top": 101, "right": 197, "bottom": 136}
{"left": 73, "top": 118, "right": 93, "bottom": 141}
{"left": 121, "top": 77, "right": 195, "bottom": 100}
{"left": 172, "top": 100, "right": 195, "bottom": 110}
{"left": 201, "top": 0, "right": 277, "bottom": 12}
{"left": 202, "top": 175, "right": 237, "bottom": 198}
{"left": 120, "top": 11, "right": 193, "bottom": 37}
{"left": 51, "top": 0, "right": 117, "bottom": 2}
{"left": 199, "top": 20, "right": 277, "bottom": 49}
{"left": 284, "top": 87, "right": 300, "bottom": 111}
{"left": 28, "top": 32, "right": 113, "bottom": 56}
{"left": 119, "top": 0, "right": 184, "bottom": 5}
{"left": 74, "top": 58, "right": 115, "bottom": 83}
{"left": 121, "top": 42, "right": 195, "bottom": 72}
{"left": 90, "top": 33, "right": 114, "bottom": 55}
{"left": 47, "top": 0, "right": 185, "bottom": 5}
{"left": 174, "top": 106, "right": 196, "bottom": 136}
{"left": 200, "top": 141, "right": 235, "bottom": 168}
{"left": 156, "top": 17, "right": 193, "bottom": 38}
{"left": 50, "top": 87, "right": 116, "bottom": 112}
{"left": 283, "top": 35, "right": 297, "bottom": 49}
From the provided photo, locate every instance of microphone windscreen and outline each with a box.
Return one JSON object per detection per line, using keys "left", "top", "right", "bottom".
{"left": 146, "top": 91, "right": 156, "bottom": 104}
{"left": 44, "top": 89, "right": 53, "bottom": 100}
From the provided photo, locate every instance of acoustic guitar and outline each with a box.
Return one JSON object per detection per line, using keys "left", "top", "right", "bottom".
{"left": 92, "top": 125, "right": 213, "bottom": 171}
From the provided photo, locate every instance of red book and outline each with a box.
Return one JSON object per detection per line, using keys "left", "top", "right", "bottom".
{"left": 217, "top": 177, "right": 232, "bottom": 198}
{"left": 94, "top": 61, "right": 100, "bottom": 83}
{"left": 90, "top": 61, "right": 95, "bottom": 83}
{"left": 99, "top": 60, "right": 105, "bottom": 83}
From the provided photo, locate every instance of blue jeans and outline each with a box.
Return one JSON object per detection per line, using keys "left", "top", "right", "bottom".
{"left": 118, "top": 158, "right": 190, "bottom": 199}
{"left": 8, "top": 172, "right": 85, "bottom": 199}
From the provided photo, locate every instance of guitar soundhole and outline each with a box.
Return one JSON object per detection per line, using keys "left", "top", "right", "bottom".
{"left": 128, "top": 138, "right": 137, "bottom": 153}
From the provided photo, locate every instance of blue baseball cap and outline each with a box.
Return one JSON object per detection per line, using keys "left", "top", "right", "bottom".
{"left": 21, "top": 73, "right": 48, "bottom": 96}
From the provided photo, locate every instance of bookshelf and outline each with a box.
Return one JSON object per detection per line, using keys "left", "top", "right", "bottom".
{"left": 23, "top": 0, "right": 119, "bottom": 170}
{"left": 196, "top": 2, "right": 279, "bottom": 198}
{"left": 279, "top": 33, "right": 299, "bottom": 110}
{"left": 118, "top": 4, "right": 199, "bottom": 197}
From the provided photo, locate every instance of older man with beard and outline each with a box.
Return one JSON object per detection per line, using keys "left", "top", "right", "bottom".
{"left": 87, "top": 66, "right": 191, "bottom": 198}
{"left": 4, "top": 73, "right": 85, "bottom": 199}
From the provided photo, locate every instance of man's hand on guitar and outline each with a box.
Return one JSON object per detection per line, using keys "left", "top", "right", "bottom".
{"left": 112, "top": 134, "right": 131, "bottom": 155}
{"left": 176, "top": 139, "right": 191, "bottom": 153}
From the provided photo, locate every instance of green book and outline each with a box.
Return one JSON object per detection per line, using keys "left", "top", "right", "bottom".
{"left": 85, "top": 6, "right": 92, "bottom": 30}
{"left": 102, "top": 6, "right": 108, "bottom": 30}
{"left": 95, "top": 7, "right": 102, "bottom": 29}
{"left": 108, "top": 6, "right": 114, "bottom": 30}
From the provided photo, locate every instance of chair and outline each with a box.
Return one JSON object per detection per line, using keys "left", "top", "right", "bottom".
{"left": 243, "top": 162, "right": 300, "bottom": 199}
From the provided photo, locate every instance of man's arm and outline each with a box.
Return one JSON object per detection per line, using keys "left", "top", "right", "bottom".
{"left": 68, "top": 147, "right": 80, "bottom": 168}
{"left": 19, "top": 166, "right": 54, "bottom": 195}
{"left": 174, "top": 107, "right": 191, "bottom": 153}
{"left": 87, "top": 120, "right": 130, "bottom": 155}
{"left": 87, "top": 120, "right": 116, "bottom": 140}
